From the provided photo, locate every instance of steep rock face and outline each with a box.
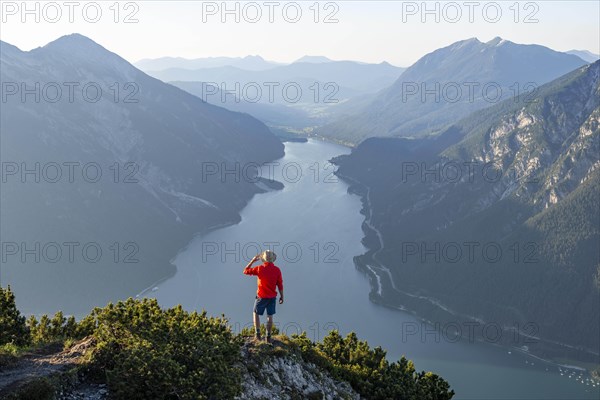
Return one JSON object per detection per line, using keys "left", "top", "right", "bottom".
{"left": 0, "top": 35, "right": 284, "bottom": 315}
{"left": 320, "top": 37, "right": 587, "bottom": 144}
{"left": 236, "top": 342, "right": 360, "bottom": 400}
{"left": 430, "top": 61, "right": 600, "bottom": 219}
{"left": 333, "top": 61, "right": 600, "bottom": 360}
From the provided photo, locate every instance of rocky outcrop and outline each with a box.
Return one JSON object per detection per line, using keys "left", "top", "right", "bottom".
{"left": 236, "top": 339, "right": 360, "bottom": 400}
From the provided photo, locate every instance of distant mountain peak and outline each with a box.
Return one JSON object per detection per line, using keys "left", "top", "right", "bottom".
{"left": 294, "top": 55, "right": 333, "bottom": 64}
{"left": 567, "top": 49, "right": 600, "bottom": 63}
{"left": 486, "top": 36, "right": 509, "bottom": 46}
{"left": 450, "top": 37, "right": 512, "bottom": 50}
{"left": 43, "top": 33, "right": 104, "bottom": 51}
{"left": 450, "top": 37, "right": 482, "bottom": 49}
{"left": 36, "top": 33, "right": 135, "bottom": 75}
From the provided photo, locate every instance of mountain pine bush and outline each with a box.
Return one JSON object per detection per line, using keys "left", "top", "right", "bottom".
{"left": 87, "top": 298, "right": 242, "bottom": 400}
{"left": 290, "top": 330, "right": 454, "bottom": 400}
{"left": 0, "top": 286, "right": 28, "bottom": 346}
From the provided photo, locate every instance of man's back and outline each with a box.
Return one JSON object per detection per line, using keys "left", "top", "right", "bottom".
{"left": 244, "top": 261, "right": 283, "bottom": 299}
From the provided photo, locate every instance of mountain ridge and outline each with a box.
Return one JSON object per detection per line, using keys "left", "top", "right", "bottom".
{"left": 135, "top": 54, "right": 283, "bottom": 72}
{"left": 567, "top": 49, "right": 600, "bottom": 63}
{"left": 319, "top": 37, "right": 588, "bottom": 144}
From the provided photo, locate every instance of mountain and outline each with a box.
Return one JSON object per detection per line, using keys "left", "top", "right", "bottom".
{"left": 0, "top": 34, "right": 284, "bottom": 316}
{"left": 136, "top": 60, "right": 404, "bottom": 129}
{"left": 135, "top": 55, "right": 282, "bottom": 71}
{"left": 169, "top": 81, "right": 318, "bottom": 128}
{"left": 142, "top": 60, "right": 405, "bottom": 98}
{"left": 319, "top": 37, "right": 588, "bottom": 144}
{"left": 567, "top": 49, "right": 600, "bottom": 63}
{"left": 333, "top": 61, "right": 600, "bottom": 363}
{"left": 293, "top": 55, "right": 334, "bottom": 64}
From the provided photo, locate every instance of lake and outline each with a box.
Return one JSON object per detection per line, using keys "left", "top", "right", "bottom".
{"left": 146, "top": 139, "right": 599, "bottom": 400}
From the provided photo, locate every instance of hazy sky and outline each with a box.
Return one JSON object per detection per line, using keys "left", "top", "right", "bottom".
{"left": 1, "top": 1, "right": 598, "bottom": 67}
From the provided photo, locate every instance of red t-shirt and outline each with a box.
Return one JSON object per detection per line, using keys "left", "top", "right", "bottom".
{"left": 243, "top": 262, "right": 283, "bottom": 299}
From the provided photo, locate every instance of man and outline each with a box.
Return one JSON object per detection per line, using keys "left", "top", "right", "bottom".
{"left": 243, "top": 250, "right": 283, "bottom": 343}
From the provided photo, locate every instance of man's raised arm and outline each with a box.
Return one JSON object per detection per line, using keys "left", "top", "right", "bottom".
{"left": 243, "top": 254, "right": 260, "bottom": 275}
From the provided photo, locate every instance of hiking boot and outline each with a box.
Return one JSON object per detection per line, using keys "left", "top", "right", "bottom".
{"left": 265, "top": 335, "right": 272, "bottom": 344}
{"left": 254, "top": 333, "right": 262, "bottom": 341}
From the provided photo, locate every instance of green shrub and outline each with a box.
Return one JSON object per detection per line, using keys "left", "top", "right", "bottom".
{"left": 27, "top": 310, "right": 87, "bottom": 346}
{"left": 0, "top": 343, "right": 21, "bottom": 367}
{"left": 88, "top": 298, "right": 242, "bottom": 400}
{"left": 415, "top": 371, "right": 455, "bottom": 400}
{"left": 28, "top": 315, "right": 51, "bottom": 344}
{"left": 0, "top": 286, "right": 29, "bottom": 346}
{"left": 291, "top": 331, "right": 454, "bottom": 400}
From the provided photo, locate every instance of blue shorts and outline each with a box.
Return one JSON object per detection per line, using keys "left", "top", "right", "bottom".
{"left": 254, "top": 296, "right": 276, "bottom": 316}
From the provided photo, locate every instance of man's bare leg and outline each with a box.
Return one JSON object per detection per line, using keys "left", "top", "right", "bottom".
{"left": 266, "top": 315, "right": 274, "bottom": 341}
{"left": 253, "top": 312, "right": 261, "bottom": 339}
